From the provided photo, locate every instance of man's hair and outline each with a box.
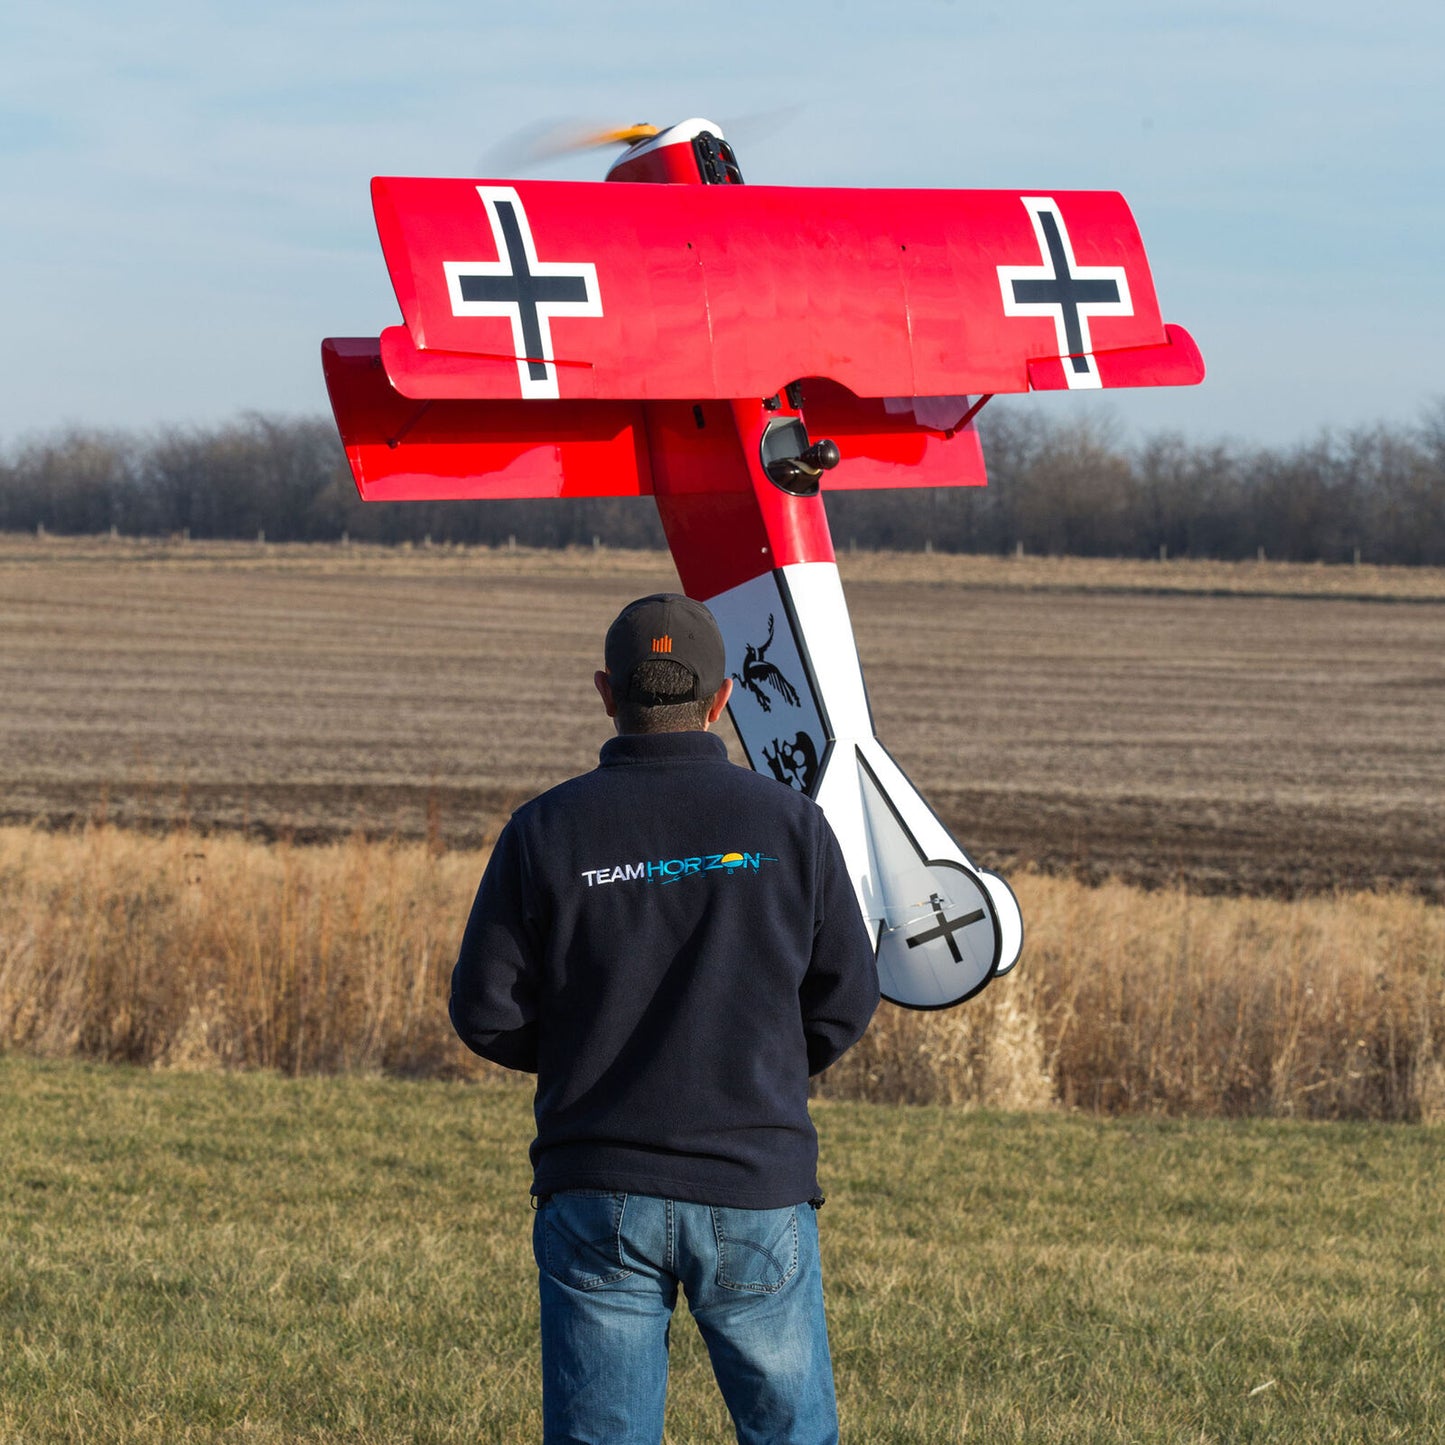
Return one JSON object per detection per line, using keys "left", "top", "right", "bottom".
{"left": 615, "top": 659, "right": 715, "bottom": 734}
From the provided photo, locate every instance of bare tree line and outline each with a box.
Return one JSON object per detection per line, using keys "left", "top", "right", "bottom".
{"left": 3, "top": 402, "right": 1442, "bottom": 564}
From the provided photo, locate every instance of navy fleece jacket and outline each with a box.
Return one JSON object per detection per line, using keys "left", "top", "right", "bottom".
{"left": 450, "top": 729, "right": 879, "bottom": 1208}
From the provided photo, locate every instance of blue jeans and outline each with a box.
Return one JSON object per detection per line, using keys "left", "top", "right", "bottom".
{"left": 533, "top": 1191, "right": 838, "bottom": 1445}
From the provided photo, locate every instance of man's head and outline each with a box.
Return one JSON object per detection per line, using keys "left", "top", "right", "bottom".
{"left": 596, "top": 593, "right": 732, "bottom": 734}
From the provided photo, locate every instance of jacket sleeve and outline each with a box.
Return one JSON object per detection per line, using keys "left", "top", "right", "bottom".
{"left": 449, "top": 819, "right": 541, "bottom": 1073}
{"left": 800, "top": 815, "right": 880, "bottom": 1075}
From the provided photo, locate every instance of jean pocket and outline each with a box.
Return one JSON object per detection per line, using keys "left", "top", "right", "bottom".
{"left": 711, "top": 1205, "right": 799, "bottom": 1294}
{"left": 540, "top": 1191, "right": 634, "bottom": 1290}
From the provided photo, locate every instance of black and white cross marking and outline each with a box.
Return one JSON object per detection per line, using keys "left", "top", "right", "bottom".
{"left": 444, "top": 186, "right": 602, "bottom": 400}
{"left": 904, "top": 892, "right": 987, "bottom": 965}
{"left": 997, "top": 197, "right": 1132, "bottom": 391}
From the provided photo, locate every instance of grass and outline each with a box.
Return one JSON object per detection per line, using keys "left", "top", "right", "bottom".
{"left": 3, "top": 825, "right": 1442, "bottom": 1120}
{"left": 1, "top": 1055, "right": 1440, "bottom": 1443}
{"left": 822, "top": 875, "right": 1445, "bottom": 1121}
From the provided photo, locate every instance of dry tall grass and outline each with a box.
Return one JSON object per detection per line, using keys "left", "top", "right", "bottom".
{"left": 2, "top": 825, "right": 1441, "bottom": 1119}
{"left": 0, "top": 825, "right": 479, "bottom": 1078}
{"left": 821, "top": 876, "right": 1445, "bottom": 1122}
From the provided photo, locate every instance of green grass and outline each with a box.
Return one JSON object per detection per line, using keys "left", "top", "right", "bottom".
{"left": 1, "top": 1058, "right": 1440, "bottom": 1443}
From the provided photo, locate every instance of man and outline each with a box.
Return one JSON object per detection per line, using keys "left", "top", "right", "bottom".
{"left": 450, "top": 592, "right": 879, "bottom": 1445}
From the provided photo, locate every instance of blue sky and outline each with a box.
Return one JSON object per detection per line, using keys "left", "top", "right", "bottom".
{"left": 3, "top": 0, "right": 1442, "bottom": 447}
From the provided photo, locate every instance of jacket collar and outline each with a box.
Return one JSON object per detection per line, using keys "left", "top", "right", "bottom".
{"left": 599, "top": 731, "right": 729, "bottom": 766}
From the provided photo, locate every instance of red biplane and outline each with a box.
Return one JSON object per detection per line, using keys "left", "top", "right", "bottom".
{"left": 322, "top": 117, "right": 1204, "bottom": 1009}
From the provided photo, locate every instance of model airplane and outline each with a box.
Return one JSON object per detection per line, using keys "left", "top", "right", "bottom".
{"left": 321, "top": 117, "right": 1204, "bottom": 1009}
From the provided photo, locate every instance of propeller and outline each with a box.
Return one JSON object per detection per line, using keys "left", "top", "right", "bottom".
{"left": 477, "top": 109, "right": 800, "bottom": 176}
{"left": 478, "top": 120, "right": 660, "bottom": 174}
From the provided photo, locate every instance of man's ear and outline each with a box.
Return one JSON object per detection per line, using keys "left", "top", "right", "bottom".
{"left": 705, "top": 677, "right": 733, "bottom": 727}
{"left": 594, "top": 670, "right": 618, "bottom": 718}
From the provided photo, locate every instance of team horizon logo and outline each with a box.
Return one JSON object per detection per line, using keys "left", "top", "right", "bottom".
{"left": 580, "top": 850, "right": 778, "bottom": 888}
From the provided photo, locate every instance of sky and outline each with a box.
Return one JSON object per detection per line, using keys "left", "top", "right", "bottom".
{"left": 3, "top": 0, "right": 1443, "bottom": 449}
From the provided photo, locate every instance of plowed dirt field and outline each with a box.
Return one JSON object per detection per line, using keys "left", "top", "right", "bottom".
{"left": 4, "top": 537, "right": 1441, "bottom": 898}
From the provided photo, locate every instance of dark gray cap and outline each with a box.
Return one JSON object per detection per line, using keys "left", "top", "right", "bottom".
{"left": 605, "top": 593, "right": 727, "bottom": 704}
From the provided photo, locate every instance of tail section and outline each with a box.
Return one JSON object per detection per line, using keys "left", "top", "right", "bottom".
{"left": 705, "top": 560, "right": 1022, "bottom": 1009}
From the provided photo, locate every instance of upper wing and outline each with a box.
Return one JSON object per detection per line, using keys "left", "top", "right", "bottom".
{"left": 370, "top": 177, "right": 1203, "bottom": 404}
{"left": 325, "top": 177, "right": 1200, "bottom": 502}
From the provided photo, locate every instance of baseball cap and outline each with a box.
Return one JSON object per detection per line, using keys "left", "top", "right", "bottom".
{"left": 605, "top": 593, "right": 727, "bottom": 704}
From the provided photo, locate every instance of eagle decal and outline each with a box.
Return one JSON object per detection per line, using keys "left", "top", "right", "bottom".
{"left": 732, "top": 614, "right": 801, "bottom": 713}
